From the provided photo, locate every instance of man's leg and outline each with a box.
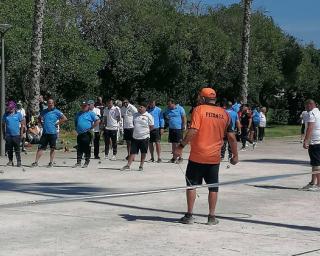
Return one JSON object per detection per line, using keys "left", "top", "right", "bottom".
{"left": 155, "top": 142, "right": 161, "bottom": 161}
{"left": 186, "top": 189, "right": 197, "bottom": 214}
{"left": 49, "top": 149, "right": 55, "bottom": 164}
{"left": 104, "top": 131, "right": 110, "bottom": 157}
{"left": 84, "top": 133, "right": 92, "bottom": 164}
{"left": 241, "top": 127, "right": 247, "bottom": 148}
{"left": 35, "top": 149, "right": 44, "bottom": 163}
{"left": 172, "top": 143, "right": 178, "bottom": 159}
{"left": 6, "top": 137, "right": 14, "bottom": 163}
{"left": 111, "top": 130, "right": 118, "bottom": 156}
{"left": 208, "top": 192, "right": 218, "bottom": 216}
{"left": 140, "top": 153, "right": 147, "bottom": 167}
{"left": 221, "top": 139, "right": 227, "bottom": 159}
{"left": 76, "top": 134, "right": 83, "bottom": 164}
{"left": 94, "top": 132, "right": 100, "bottom": 158}
{"left": 13, "top": 136, "right": 21, "bottom": 165}
{"left": 149, "top": 142, "right": 155, "bottom": 160}
{"left": 126, "top": 141, "right": 131, "bottom": 157}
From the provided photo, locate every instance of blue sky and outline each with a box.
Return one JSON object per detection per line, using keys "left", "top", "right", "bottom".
{"left": 202, "top": 0, "right": 320, "bottom": 48}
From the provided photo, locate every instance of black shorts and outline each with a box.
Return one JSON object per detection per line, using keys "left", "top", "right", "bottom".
{"left": 186, "top": 160, "right": 220, "bottom": 192}
{"left": 130, "top": 138, "right": 149, "bottom": 154}
{"left": 123, "top": 128, "right": 134, "bottom": 141}
{"left": 168, "top": 129, "right": 183, "bottom": 143}
{"left": 150, "top": 128, "right": 161, "bottom": 143}
{"left": 38, "top": 134, "right": 58, "bottom": 150}
{"left": 308, "top": 144, "right": 320, "bottom": 167}
{"left": 301, "top": 124, "right": 305, "bottom": 135}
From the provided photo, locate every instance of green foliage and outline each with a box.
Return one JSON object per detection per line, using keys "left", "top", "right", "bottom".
{"left": 1, "top": 0, "right": 320, "bottom": 125}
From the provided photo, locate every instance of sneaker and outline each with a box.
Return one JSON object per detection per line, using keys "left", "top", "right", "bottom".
{"left": 138, "top": 166, "right": 144, "bottom": 171}
{"left": 110, "top": 155, "right": 117, "bottom": 161}
{"left": 72, "top": 162, "right": 81, "bottom": 168}
{"left": 31, "top": 162, "right": 38, "bottom": 168}
{"left": 94, "top": 156, "right": 100, "bottom": 160}
{"left": 179, "top": 213, "right": 194, "bottom": 224}
{"left": 168, "top": 158, "right": 175, "bottom": 163}
{"left": 125, "top": 156, "right": 129, "bottom": 161}
{"left": 121, "top": 165, "right": 130, "bottom": 171}
{"left": 6, "top": 161, "right": 14, "bottom": 166}
{"left": 16, "top": 162, "right": 22, "bottom": 167}
{"left": 47, "top": 162, "right": 54, "bottom": 168}
{"left": 207, "top": 215, "right": 219, "bottom": 225}
{"left": 82, "top": 161, "right": 90, "bottom": 168}
{"left": 105, "top": 155, "right": 109, "bottom": 160}
{"left": 148, "top": 158, "right": 155, "bottom": 163}
{"left": 252, "top": 142, "right": 257, "bottom": 150}
{"left": 156, "top": 159, "right": 162, "bottom": 163}
{"left": 308, "top": 186, "right": 320, "bottom": 192}
{"left": 240, "top": 147, "right": 247, "bottom": 152}
{"left": 175, "top": 158, "right": 183, "bottom": 164}
{"left": 301, "top": 182, "right": 316, "bottom": 191}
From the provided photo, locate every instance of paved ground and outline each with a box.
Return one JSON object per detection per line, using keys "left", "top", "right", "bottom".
{"left": 0, "top": 138, "right": 319, "bottom": 256}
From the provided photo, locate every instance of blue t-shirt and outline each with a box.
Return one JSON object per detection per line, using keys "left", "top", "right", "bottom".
{"left": 226, "top": 109, "right": 238, "bottom": 131}
{"left": 232, "top": 102, "right": 241, "bottom": 113}
{"left": 147, "top": 106, "right": 164, "bottom": 129}
{"left": 40, "top": 108, "right": 63, "bottom": 134}
{"left": 165, "top": 105, "right": 186, "bottom": 129}
{"left": 75, "top": 111, "right": 99, "bottom": 134}
{"left": 2, "top": 112, "right": 23, "bottom": 136}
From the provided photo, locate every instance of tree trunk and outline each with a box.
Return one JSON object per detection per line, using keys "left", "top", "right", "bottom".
{"left": 240, "top": 0, "right": 252, "bottom": 104}
{"left": 28, "top": 0, "right": 46, "bottom": 114}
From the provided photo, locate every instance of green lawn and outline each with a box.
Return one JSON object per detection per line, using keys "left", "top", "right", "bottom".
{"left": 265, "top": 125, "right": 300, "bottom": 138}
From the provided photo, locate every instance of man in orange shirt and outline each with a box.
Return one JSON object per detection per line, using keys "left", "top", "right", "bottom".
{"left": 174, "top": 87, "right": 239, "bottom": 225}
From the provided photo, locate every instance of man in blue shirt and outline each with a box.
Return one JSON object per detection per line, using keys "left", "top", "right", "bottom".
{"left": 31, "top": 99, "right": 67, "bottom": 168}
{"left": 147, "top": 100, "right": 165, "bottom": 163}
{"left": 164, "top": 99, "right": 187, "bottom": 163}
{"left": 221, "top": 102, "right": 241, "bottom": 160}
{"left": 2, "top": 101, "right": 25, "bottom": 167}
{"left": 73, "top": 101, "right": 100, "bottom": 168}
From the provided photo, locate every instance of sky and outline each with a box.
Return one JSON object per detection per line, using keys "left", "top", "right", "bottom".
{"left": 202, "top": 0, "right": 320, "bottom": 48}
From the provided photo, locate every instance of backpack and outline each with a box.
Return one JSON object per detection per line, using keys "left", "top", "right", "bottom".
{"left": 252, "top": 110, "right": 260, "bottom": 125}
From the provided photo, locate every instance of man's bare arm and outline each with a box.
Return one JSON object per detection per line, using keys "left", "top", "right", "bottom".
{"left": 304, "top": 122, "right": 315, "bottom": 149}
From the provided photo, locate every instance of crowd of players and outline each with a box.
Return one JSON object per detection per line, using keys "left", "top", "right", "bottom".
{"left": 1, "top": 95, "right": 268, "bottom": 170}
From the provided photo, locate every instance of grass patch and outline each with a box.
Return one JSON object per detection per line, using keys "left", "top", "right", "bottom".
{"left": 265, "top": 125, "right": 300, "bottom": 138}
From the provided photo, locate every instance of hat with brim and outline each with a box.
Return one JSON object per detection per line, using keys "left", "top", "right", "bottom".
{"left": 81, "top": 101, "right": 88, "bottom": 106}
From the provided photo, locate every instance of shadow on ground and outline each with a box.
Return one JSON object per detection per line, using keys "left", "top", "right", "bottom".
{"left": 90, "top": 201, "right": 320, "bottom": 233}
{"left": 242, "top": 158, "right": 309, "bottom": 166}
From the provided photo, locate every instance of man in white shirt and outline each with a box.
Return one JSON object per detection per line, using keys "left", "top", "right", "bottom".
{"left": 300, "top": 109, "right": 309, "bottom": 142}
{"left": 258, "top": 107, "right": 267, "bottom": 142}
{"left": 303, "top": 99, "right": 320, "bottom": 191}
{"left": 89, "top": 100, "right": 102, "bottom": 159}
{"left": 103, "top": 99, "right": 121, "bottom": 160}
{"left": 121, "top": 99, "right": 138, "bottom": 160}
{"left": 17, "top": 101, "right": 27, "bottom": 152}
{"left": 121, "top": 102, "right": 154, "bottom": 171}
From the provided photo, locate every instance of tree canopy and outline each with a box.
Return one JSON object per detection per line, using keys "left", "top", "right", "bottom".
{"left": 1, "top": 0, "right": 320, "bottom": 124}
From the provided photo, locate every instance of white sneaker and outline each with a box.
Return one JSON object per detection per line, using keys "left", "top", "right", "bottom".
{"left": 105, "top": 155, "right": 109, "bottom": 160}
{"left": 301, "top": 182, "right": 318, "bottom": 191}
{"left": 240, "top": 147, "right": 247, "bottom": 152}
{"left": 110, "top": 155, "right": 117, "bottom": 161}
{"left": 252, "top": 142, "right": 257, "bottom": 150}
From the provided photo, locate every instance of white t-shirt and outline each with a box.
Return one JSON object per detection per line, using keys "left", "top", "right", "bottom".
{"left": 121, "top": 104, "right": 138, "bottom": 129}
{"left": 103, "top": 106, "right": 121, "bottom": 131}
{"left": 133, "top": 112, "right": 154, "bottom": 140}
{"left": 306, "top": 108, "right": 320, "bottom": 145}
{"left": 91, "top": 107, "right": 101, "bottom": 132}
{"left": 259, "top": 112, "right": 266, "bottom": 127}
{"left": 17, "top": 108, "right": 26, "bottom": 118}
{"left": 301, "top": 111, "right": 309, "bottom": 124}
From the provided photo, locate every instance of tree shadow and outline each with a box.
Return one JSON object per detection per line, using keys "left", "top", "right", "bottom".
{"left": 242, "top": 159, "right": 309, "bottom": 165}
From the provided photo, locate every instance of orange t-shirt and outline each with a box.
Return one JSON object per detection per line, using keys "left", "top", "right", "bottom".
{"left": 189, "top": 104, "right": 231, "bottom": 164}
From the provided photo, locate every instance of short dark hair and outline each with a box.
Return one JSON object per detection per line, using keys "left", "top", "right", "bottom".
{"left": 167, "top": 98, "right": 175, "bottom": 104}
{"left": 139, "top": 101, "right": 148, "bottom": 108}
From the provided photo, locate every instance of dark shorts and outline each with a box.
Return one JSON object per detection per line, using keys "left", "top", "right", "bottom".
{"left": 308, "top": 144, "right": 320, "bottom": 167}
{"left": 123, "top": 128, "right": 134, "bottom": 141}
{"left": 301, "top": 124, "right": 305, "bottom": 135}
{"left": 38, "top": 134, "right": 58, "bottom": 150}
{"left": 150, "top": 128, "right": 161, "bottom": 143}
{"left": 186, "top": 160, "right": 220, "bottom": 192}
{"left": 130, "top": 138, "right": 149, "bottom": 154}
{"left": 168, "top": 129, "right": 183, "bottom": 143}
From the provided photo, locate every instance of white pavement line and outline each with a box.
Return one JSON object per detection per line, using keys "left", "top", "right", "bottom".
{"left": 0, "top": 170, "right": 317, "bottom": 209}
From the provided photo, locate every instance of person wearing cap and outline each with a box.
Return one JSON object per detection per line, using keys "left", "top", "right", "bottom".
{"left": 2, "top": 101, "right": 25, "bottom": 167}
{"left": 73, "top": 101, "right": 100, "bottom": 168}
{"left": 89, "top": 100, "right": 102, "bottom": 159}
{"left": 103, "top": 99, "right": 121, "bottom": 160}
{"left": 147, "top": 99, "right": 165, "bottom": 163}
{"left": 121, "top": 102, "right": 154, "bottom": 171}
{"left": 121, "top": 99, "right": 138, "bottom": 160}
{"left": 164, "top": 98, "right": 187, "bottom": 163}
{"left": 174, "top": 87, "right": 239, "bottom": 225}
{"left": 31, "top": 99, "right": 67, "bottom": 168}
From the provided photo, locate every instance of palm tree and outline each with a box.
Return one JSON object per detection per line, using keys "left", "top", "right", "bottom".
{"left": 240, "top": 0, "right": 252, "bottom": 104}
{"left": 28, "top": 0, "right": 46, "bottom": 113}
